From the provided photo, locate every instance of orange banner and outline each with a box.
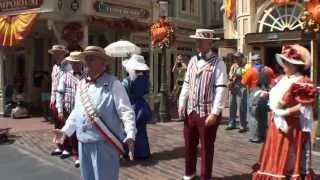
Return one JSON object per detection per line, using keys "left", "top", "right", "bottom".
{"left": 272, "top": 0, "right": 296, "bottom": 6}
{"left": 0, "top": 13, "right": 38, "bottom": 47}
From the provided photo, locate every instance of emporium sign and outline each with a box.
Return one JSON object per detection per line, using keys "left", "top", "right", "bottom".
{"left": 93, "top": 1, "right": 149, "bottom": 19}
{"left": 0, "top": 0, "right": 43, "bottom": 13}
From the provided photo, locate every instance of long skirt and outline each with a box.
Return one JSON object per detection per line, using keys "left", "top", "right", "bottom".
{"left": 252, "top": 115, "right": 315, "bottom": 180}
{"left": 132, "top": 99, "right": 152, "bottom": 158}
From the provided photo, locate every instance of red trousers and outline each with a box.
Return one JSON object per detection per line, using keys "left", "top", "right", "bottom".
{"left": 51, "top": 105, "right": 78, "bottom": 157}
{"left": 184, "top": 111, "right": 220, "bottom": 180}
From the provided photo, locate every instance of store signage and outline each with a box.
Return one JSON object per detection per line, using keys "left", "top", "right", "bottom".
{"left": 93, "top": 1, "right": 149, "bottom": 19}
{"left": 0, "top": 0, "right": 43, "bottom": 13}
{"left": 267, "top": 33, "right": 278, "bottom": 40}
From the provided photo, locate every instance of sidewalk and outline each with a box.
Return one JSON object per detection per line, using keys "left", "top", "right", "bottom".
{"left": 1, "top": 115, "right": 319, "bottom": 179}
{"left": 0, "top": 117, "right": 53, "bottom": 133}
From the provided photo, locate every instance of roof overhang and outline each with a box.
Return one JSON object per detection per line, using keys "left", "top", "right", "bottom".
{"left": 245, "top": 30, "right": 319, "bottom": 45}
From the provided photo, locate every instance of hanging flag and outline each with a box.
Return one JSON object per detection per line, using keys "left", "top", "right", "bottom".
{"left": 225, "top": 0, "right": 236, "bottom": 20}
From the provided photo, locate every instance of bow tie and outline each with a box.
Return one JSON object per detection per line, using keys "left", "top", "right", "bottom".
{"left": 197, "top": 53, "right": 207, "bottom": 61}
{"left": 73, "top": 72, "right": 81, "bottom": 76}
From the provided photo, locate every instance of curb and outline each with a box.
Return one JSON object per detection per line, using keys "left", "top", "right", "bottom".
{"left": 312, "top": 151, "right": 320, "bottom": 157}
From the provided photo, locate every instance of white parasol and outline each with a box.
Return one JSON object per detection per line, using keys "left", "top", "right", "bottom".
{"left": 104, "top": 40, "right": 141, "bottom": 58}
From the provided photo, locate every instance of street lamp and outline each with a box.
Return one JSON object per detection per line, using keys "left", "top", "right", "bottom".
{"left": 158, "top": 0, "right": 170, "bottom": 122}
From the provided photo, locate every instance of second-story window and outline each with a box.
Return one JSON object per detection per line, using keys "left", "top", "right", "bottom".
{"left": 190, "top": 0, "right": 194, "bottom": 13}
{"left": 182, "top": 0, "right": 186, "bottom": 11}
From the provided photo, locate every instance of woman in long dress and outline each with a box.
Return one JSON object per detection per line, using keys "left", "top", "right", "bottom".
{"left": 122, "top": 54, "right": 152, "bottom": 159}
{"left": 252, "top": 44, "right": 317, "bottom": 180}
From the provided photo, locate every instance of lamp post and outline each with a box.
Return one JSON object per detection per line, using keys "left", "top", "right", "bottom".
{"left": 158, "top": 0, "right": 170, "bottom": 122}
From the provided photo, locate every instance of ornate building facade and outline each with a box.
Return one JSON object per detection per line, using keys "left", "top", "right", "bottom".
{"left": 0, "top": 0, "right": 224, "bottom": 114}
{"left": 223, "top": 0, "right": 319, "bottom": 82}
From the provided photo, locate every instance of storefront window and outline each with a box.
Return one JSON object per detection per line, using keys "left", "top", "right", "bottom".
{"left": 258, "top": 4, "right": 303, "bottom": 32}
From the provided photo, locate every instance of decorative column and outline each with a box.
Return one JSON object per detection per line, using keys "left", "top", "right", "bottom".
{"left": 82, "top": 20, "right": 89, "bottom": 48}
{"left": 0, "top": 49, "right": 5, "bottom": 115}
{"left": 151, "top": 0, "right": 175, "bottom": 122}
{"left": 236, "top": 0, "right": 256, "bottom": 54}
{"left": 310, "top": 40, "right": 318, "bottom": 83}
{"left": 300, "top": 0, "right": 320, "bottom": 83}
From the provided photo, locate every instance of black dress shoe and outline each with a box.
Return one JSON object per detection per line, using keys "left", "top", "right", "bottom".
{"left": 239, "top": 129, "right": 248, "bottom": 133}
{"left": 249, "top": 139, "right": 262, "bottom": 144}
{"left": 51, "top": 150, "right": 62, "bottom": 156}
{"left": 74, "top": 160, "right": 80, "bottom": 168}
{"left": 60, "top": 153, "right": 71, "bottom": 159}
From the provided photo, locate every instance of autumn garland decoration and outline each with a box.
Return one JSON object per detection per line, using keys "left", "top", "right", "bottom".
{"left": 272, "top": 0, "right": 296, "bottom": 6}
{"left": 301, "top": 0, "right": 320, "bottom": 32}
{"left": 150, "top": 17, "right": 175, "bottom": 48}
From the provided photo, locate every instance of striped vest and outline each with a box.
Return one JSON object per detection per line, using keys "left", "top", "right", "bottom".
{"left": 64, "top": 72, "right": 81, "bottom": 113}
{"left": 187, "top": 55, "right": 219, "bottom": 117}
{"left": 51, "top": 65, "right": 64, "bottom": 103}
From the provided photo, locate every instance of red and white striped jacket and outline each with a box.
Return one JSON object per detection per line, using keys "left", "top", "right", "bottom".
{"left": 179, "top": 53, "right": 228, "bottom": 118}
{"left": 51, "top": 64, "right": 64, "bottom": 104}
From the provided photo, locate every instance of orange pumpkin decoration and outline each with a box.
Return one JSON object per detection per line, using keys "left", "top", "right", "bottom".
{"left": 307, "top": 0, "right": 320, "bottom": 24}
{"left": 272, "top": 0, "right": 296, "bottom": 6}
{"left": 150, "top": 17, "right": 175, "bottom": 48}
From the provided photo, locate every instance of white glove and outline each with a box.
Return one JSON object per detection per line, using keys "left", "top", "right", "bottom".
{"left": 273, "top": 116, "right": 289, "bottom": 134}
{"left": 273, "top": 108, "right": 290, "bottom": 117}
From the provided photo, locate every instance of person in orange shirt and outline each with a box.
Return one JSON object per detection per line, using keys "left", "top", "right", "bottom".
{"left": 242, "top": 54, "right": 274, "bottom": 143}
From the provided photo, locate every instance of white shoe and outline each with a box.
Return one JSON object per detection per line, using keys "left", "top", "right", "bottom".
{"left": 182, "top": 174, "right": 195, "bottom": 180}
{"left": 51, "top": 148, "right": 62, "bottom": 156}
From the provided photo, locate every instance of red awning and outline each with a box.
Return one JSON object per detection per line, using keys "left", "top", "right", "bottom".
{"left": 0, "top": 13, "right": 38, "bottom": 47}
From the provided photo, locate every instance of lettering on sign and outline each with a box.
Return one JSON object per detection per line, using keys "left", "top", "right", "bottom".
{"left": 267, "top": 33, "right": 278, "bottom": 40}
{"left": 0, "top": 0, "right": 43, "bottom": 13}
{"left": 93, "top": 1, "right": 149, "bottom": 19}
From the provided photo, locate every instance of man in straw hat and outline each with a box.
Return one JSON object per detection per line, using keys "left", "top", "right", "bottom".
{"left": 48, "top": 44, "right": 69, "bottom": 157}
{"left": 55, "top": 51, "right": 84, "bottom": 167}
{"left": 53, "top": 46, "right": 136, "bottom": 180}
{"left": 179, "top": 29, "right": 228, "bottom": 180}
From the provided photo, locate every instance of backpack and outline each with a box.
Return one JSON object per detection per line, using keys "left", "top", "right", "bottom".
{"left": 257, "top": 66, "right": 269, "bottom": 91}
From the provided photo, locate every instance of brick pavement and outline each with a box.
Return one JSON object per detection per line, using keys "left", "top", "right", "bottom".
{"left": 0, "top": 117, "right": 53, "bottom": 133}
{"left": 6, "top": 119, "right": 320, "bottom": 180}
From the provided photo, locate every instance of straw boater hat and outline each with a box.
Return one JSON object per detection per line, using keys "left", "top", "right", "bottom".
{"left": 275, "top": 44, "right": 311, "bottom": 69}
{"left": 48, "top": 44, "right": 69, "bottom": 54}
{"left": 82, "top": 46, "right": 113, "bottom": 64}
{"left": 65, "top": 51, "right": 84, "bottom": 62}
{"left": 122, "top": 54, "right": 149, "bottom": 71}
{"left": 189, "top": 29, "right": 220, "bottom": 40}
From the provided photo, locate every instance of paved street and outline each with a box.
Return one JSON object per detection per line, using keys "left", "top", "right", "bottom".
{"left": 0, "top": 145, "right": 79, "bottom": 180}
{"left": 1, "top": 117, "right": 319, "bottom": 180}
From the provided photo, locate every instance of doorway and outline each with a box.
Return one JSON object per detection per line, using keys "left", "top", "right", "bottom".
{"left": 264, "top": 46, "right": 281, "bottom": 71}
